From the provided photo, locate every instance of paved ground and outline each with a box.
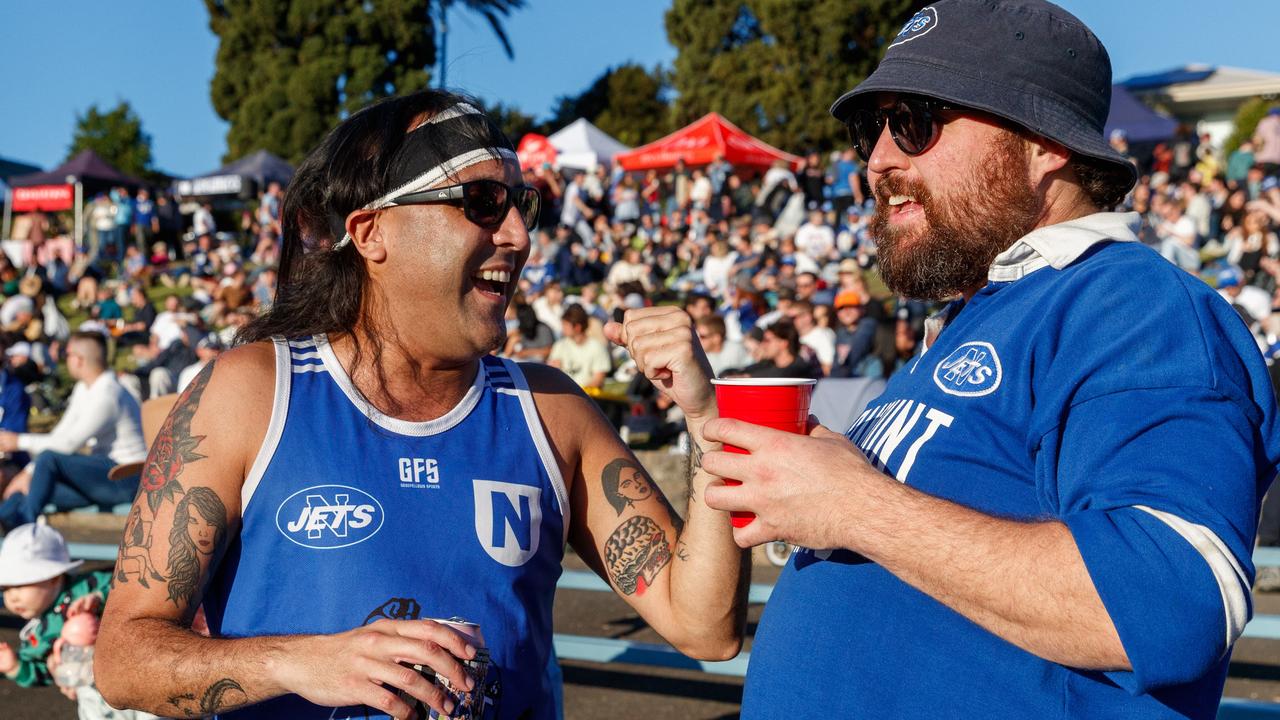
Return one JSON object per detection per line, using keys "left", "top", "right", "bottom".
{"left": 3, "top": 513, "right": 1280, "bottom": 718}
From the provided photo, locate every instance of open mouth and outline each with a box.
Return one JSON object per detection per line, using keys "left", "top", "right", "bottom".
{"left": 471, "top": 268, "right": 511, "bottom": 299}
{"left": 886, "top": 194, "right": 922, "bottom": 220}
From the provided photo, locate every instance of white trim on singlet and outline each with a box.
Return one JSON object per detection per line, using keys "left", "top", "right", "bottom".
{"left": 500, "top": 359, "right": 571, "bottom": 545}
{"left": 313, "top": 334, "right": 483, "bottom": 436}
{"left": 241, "top": 337, "right": 292, "bottom": 513}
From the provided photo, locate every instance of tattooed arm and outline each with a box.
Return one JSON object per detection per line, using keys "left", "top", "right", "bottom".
{"left": 96, "top": 343, "right": 475, "bottom": 719}
{"left": 526, "top": 309, "right": 749, "bottom": 661}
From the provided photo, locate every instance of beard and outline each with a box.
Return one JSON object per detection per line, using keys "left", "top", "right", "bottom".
{"left": 870, "top": 131, "right": 1041, "bottom": 301}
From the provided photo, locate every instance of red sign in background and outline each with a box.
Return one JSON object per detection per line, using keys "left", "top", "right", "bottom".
{"left": 11, "top": 185, "right": 74, "bottom": 212}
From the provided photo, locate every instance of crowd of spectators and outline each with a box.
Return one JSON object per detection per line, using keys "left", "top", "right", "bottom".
{"left": 504, "top": 149, "right": 930, "bottom": 446}
{"left": 498, "top": 112, "right": 1280, "bottom": 448}
{"left": 1113, "top": 110, "right": 1280, "bottom": 366}
{"left": 0, "top": 183, "right": 280, "bottom": 521}
{"left": 4, "top": 106, "right": 1280, "bottom": 487}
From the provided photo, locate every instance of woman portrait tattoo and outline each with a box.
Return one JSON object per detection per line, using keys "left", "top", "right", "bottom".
{"left": 166, "top": 487, "right": 228, "bottom": 607}
{"left": 602, "top": 459, "right": 654, "bottom": 515}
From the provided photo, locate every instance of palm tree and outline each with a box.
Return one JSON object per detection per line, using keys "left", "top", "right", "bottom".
{"left": 437, "top": 0, "right": 526, "bottom": 88}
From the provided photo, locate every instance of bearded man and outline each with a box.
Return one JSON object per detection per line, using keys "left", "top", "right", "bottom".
{"left": 619, "top": 0, "right": 1280, "bottom": 717}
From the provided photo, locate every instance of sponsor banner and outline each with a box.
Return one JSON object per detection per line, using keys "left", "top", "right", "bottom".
{"left": 12, "top": 184, "right": 74, "bottom": 212}
{"left": 176, "top": 174, "right": 243, "bottom": 197}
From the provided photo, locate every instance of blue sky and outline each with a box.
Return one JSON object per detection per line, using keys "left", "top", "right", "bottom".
{"left": 2, "top": 1, "right": 1278, "bottom": 178}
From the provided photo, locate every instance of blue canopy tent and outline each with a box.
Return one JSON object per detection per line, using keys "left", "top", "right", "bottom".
{"left": 1105, "top": 84, "right": 1178, "bottom": 144}
{"left": 0, "top": 157, "right": 40, "bottom": 183}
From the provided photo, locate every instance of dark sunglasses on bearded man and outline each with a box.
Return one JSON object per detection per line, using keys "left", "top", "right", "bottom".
{"left": 389, "top": 178, "right": 540, "bottom": 231}
{"left": 845, "top": 95, "right": 958, "bottom": 163}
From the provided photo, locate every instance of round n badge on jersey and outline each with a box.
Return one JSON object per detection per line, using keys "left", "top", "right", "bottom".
{"left": 933, "top": 341, "right": 1002, "bottom": 397}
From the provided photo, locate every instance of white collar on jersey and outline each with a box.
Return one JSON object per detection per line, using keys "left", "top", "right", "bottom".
{"left": 987, "top": 211, "right": 1141, "bottom": 283}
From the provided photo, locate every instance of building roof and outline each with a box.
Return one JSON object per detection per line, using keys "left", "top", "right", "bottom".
{"left": 1122, "top": 65, "right": 1280, "bottom": 105}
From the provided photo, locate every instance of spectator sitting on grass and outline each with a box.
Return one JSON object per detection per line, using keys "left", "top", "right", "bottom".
{"left": 0, "top": 332, "right": 145, "bottom": 530}
{"left": 548, "top": 303, "right": 611, "bottom": 390}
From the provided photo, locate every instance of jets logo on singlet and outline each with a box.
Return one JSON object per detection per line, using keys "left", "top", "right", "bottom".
{"left": 933, "top": 341, "right": 1002, "bottom": 397}
{"left": 275, "top": 484, "right": 385, "bottom": 550}
{"left": 473, "top": 480, "right": 542, "bottom": 567}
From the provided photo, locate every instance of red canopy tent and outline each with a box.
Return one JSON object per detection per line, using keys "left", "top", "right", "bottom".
{"left": 516, "top": 134, "right": 558, "bottom": 170}
{"left": 616, "top": 113, "right": 801, "bottom": 172}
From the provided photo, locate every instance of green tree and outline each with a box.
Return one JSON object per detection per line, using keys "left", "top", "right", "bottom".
{"left": 1224, "top": 96, "right": 1280, "bottom": 159}
{"left": 665, "top": 0, "right": 917, "bottom": 153}
{"left": 548, "top": 63, "right": 671, "bottom": 146}
{"left": 593, "top": 64, "right": 672, "bottom": 147}
{"left": 547, "top": 69, "right": 614, "bottom": 131}
{"left": 481, "top": 100, "right": 542, "bottom": 143}
{"left": 68, "top": 101, "right": 153, "bottom": 178}
{"left": 204, "top": 0, "right": 523, "bottom": 164}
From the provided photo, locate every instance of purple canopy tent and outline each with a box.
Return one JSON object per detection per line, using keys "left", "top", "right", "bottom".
{"left": 6, "top": 150, "right": 144, "bottom": 245}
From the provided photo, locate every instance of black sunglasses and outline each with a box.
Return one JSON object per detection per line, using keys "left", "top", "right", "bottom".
{"left": 845, "top": 97, "right": 955, "bottom": 163}
{"left": 389, "top": 179, "right": 540, "bottom": 231}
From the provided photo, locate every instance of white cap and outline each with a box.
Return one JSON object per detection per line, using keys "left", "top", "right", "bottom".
{"left": 5, "top": 341, "right": 31, "bottom": 358}
{"left": 0, "top": 519, "right": 83, "bottom": 587}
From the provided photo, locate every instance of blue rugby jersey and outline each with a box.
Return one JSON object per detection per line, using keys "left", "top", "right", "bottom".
{"left": 742, "top": 213, "right": 1280, "bottom": 719}
{"left": 202, "top": 336, "right": 568, "bottom": 719}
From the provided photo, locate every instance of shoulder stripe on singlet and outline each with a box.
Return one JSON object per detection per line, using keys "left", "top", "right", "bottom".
{"left": 291, "top": 364, "right": 328, "bottom": 374}
{"left": 481, "top": 355, "right": 515, "bottom": 390}
{"left": 290, "top": 350, "right": 323, "bottom": 361}
{"left": 288, "top": 338, "right": 316, "bottom": 349}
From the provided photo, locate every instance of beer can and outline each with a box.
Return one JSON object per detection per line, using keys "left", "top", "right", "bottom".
{"left": 422, "top": 617, "right": 490, "bottom": 720}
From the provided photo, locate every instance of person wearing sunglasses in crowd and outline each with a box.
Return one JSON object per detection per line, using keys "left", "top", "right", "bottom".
{"left": 612, "top": 1, "right": 1280, "bottom": 718}
{"left": 92, "top": 90, "right": 747, "bottom": 720}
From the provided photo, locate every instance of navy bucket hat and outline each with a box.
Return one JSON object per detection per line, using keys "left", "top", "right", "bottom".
{"left": 830, "top": 0, "right": 1137, "bottom": 189}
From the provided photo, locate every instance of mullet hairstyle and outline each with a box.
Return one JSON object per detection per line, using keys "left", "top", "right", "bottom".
{"left": 1068, "top": 155, "right": 1136, "bottom": 211}
{"left": 237, "top": 89, "right": 501, "bottom": 417}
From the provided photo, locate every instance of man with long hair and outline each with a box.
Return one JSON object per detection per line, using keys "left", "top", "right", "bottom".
{"left": 94, "top": 90, "right": 745, "bottom": 719}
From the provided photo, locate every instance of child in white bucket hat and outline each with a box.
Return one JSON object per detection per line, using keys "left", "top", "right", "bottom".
{"left": 0, "top": 519, "right": 156, "bottom": 719}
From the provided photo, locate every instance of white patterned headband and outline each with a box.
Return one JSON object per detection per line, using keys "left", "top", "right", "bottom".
{"left": 332, "top": 103, "right": 517, "bottom": 250}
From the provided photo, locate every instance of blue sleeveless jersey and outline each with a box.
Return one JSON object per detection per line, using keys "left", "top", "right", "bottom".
{"left": 203, "top": 336, "right": 568, "bottom": 719}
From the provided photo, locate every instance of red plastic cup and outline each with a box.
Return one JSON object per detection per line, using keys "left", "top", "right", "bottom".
{"left": 711, "top": 377, "right": 817, "bottom": 528}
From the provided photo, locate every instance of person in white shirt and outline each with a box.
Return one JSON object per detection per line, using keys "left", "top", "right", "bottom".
{"left": 548, "top": 304, "right": 612, "bottom": 389}
{"left": 690, "top": 168, "right": 714, "bottom": 210}
{"left": 0, "top": 332, "right": 146, "bottom": 529}
{"left": 787, "top": 300, "right": 836, "bottom": 376}
{"left": 696, "top": 315, "right": 751, "bottom": 377}
{"left": 148, "top": 295, "right": 188, "bottom": 351}
{"left": 192, "top": 203, "right": 216, "bottom": 238}
{"left": 794, "top": 209, "right": 836, "bottom": 267}
{"left": 605, "top": 247, "right": 654, "bottom": 293}
{"left": 1156, "top": 197, "right": 1199, "bottom": 272}
{"left": 531, "top": 281, "right": 567, "bottom": 339}
{"left": 701, "top": 238, "right": 738, "bottom": 298}
{"left": 177, "top": 334, "right": 226, "bottom": 393}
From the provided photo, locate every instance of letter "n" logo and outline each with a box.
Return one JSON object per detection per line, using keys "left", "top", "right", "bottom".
{"left": 473, "top": 479, "right": 542, "bottom": 567}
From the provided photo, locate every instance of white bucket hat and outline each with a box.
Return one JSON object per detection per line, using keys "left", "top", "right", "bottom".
{"left": 0, "top": 519, "right": 83, "bottom": 587}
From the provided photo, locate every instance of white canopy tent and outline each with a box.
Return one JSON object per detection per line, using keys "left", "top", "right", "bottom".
{"left": 548, "top": 119, "right": 630, "bottom": 170}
